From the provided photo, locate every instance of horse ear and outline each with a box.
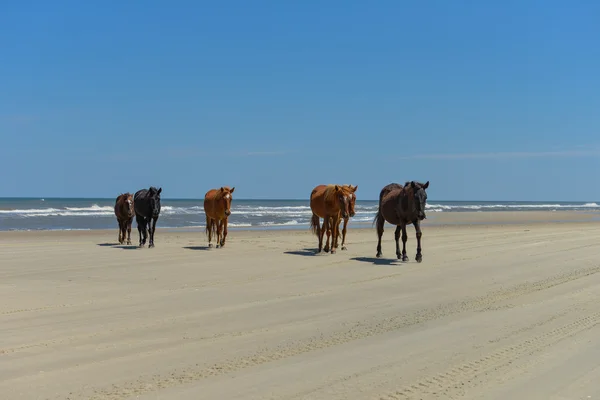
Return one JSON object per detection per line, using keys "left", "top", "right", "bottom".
{"left": 230, "top": 187, "right": 235, "bottom": 193}
{"left": 352, "top": 185, "right": 358, "bottom": 192}
{"left": 335, "top": 185, "right": 340, "bottom": 191}
{"left": 411, "top": 181, "right": 416, "bottom": 188}
{"left": 220, "top": 187, "right": 224, "bottom": 192}
{"left": 422, "top": 181, "right": 429, "bottom": 189}
{"left": 157, "top": 187, "right": 162, "bottom": 195}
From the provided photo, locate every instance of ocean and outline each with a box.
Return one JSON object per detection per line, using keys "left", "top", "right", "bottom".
{"left": 0, "top": 198, "right": 599, "bottom": 232}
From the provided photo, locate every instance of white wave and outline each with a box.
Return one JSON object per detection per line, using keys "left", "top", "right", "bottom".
{"left": 0, "top": 208, "right": 62, "bottom": 214}
{"left": 235, "top": 206, "right": 311, "bottom": 211}
{"left": 64, "top": 204, "right": 113, "bottom": 212}
{"left": 426, "top": 204, "right": 452, "bottom": 210}
{"left": 258, "top": 220, "right": 302, "bottom": 226}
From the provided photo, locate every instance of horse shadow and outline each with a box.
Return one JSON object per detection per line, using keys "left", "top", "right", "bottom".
{"left": 96, "top": 243, "right": 139, "bottom": 250}
{"left": 284, "top": 248, "right": 321, "bottom": 257}
{"left": 114, "top": 245, "right": 139, "bottom": 250}
{"left": 183, "top": 246, "right": 212, "bottom": 251}
{"left": 350, "top": 257, "right": 400, "bottom": 266}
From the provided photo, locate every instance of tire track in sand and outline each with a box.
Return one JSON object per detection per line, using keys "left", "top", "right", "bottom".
{"left": 375, "top": 311, "right": 600, "bottom": 400}
{"left": 82, "top": 265, "right": 600, "bottom": 399}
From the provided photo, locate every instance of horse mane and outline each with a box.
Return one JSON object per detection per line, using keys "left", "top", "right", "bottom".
{"left": 323, "top": 185, "right": 339, "bottom": 202}
{"left": 116, "top": 192, "right": 131, "bottom": 202}
{"left": 211, "top": 186, "right": 233, "bottom": 201}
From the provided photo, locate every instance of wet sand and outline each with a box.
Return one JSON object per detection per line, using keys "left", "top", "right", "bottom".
{"left": 1, "top": 211, "right": 600, "bottom": 399}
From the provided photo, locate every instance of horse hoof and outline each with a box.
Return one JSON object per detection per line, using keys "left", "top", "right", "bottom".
{"left": 127, "top": 241, "right": 132, "bottom": 245}
{"left": 216, "top": 244, "right": 220, "bottom": 249}
{"left": 331, "top": 250, "right": 336, "bottom": 254}
{"left": 376, "top": 252, "right": 382, "bottom": 258}
{"left": 402, "top": 256, "right": 409, "bottom": 262}
{"left": 416, "top": 254, "right": 422, "bottom": 263}
{"left": 208, "top": 243, "right": 213, "bottom": 248}
{"left": 341, "top": 246, "right": 347, "bottom": 251}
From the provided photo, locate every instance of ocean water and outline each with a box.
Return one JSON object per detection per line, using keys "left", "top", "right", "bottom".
{"left": 0, "top": 198, "right": 598, "bottom": 231}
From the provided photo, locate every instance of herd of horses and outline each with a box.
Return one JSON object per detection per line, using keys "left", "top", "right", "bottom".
{"left": 114, "top": 181, "right": 430, "bottom": 261}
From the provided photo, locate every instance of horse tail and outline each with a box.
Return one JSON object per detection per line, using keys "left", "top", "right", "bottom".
{"left": 373, "top": 206, "right": 385, "bottom": 228}
{"left": 309, "top": 213, "right": 320, "bottom": 236}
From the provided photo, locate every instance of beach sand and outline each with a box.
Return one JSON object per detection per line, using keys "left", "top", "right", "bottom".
{"left": 2, "top": 211, "right": 600, "bottom": 399}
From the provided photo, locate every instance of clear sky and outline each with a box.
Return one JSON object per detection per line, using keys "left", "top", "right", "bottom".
{"left": 1, "top": 1, "right": 599, "bottom": 201}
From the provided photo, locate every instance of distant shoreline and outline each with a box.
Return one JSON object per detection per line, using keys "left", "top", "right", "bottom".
{"left": 1, "top": 210, "right": 598, "bottom": 233}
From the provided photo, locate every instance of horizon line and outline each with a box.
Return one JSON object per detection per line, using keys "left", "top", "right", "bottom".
{"left": 0, "top": 196, "right": 598, "bottom": 203}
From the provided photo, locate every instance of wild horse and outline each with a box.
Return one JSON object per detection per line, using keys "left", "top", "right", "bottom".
{"left": 309, "top": 184, "right": 353, "bottom": 254}
{"left": 335, "top": 184, "right": 358, "bottom": 250}
{"left": 134, "top": 186, "right": 162, "bottom": 248}
{"left": 114, "top": 192, "right": 134, "bottom": 245}
{"left": 374, "top": 181, "right": 430, "bottom": 262}
{"left": 204, "top": 186, "right": 235, "bottom": 248}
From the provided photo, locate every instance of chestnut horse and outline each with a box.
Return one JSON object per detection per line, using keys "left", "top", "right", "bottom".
{"left": 309, "top": 184, "right": 353, "bottom": 254}
{"left": 336, "top": 184, "right": 358, "bottom": 250}
{"left": 114, "top": 192, "right": 134, "bottom": 245}
{"left": 373, "top": 181, "right": 430, "bottom": 262}
{"left": 204, "top": 186, "right": 235, "bottom": 248}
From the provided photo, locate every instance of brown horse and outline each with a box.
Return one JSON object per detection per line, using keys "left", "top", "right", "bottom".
{"left": 114, "top": 193, "right": 135, "bottom": 245}
{"left": 204, "top": 186, "right": 235, "bottom": 248}
{"left": 335, "top": 184, "right": 358, "bottom": 250}
{"left": 374, "top": 181, "right": 430, "bottom": 262}
{"left": 309, "top": 184, "right": 353, "bottom": 254}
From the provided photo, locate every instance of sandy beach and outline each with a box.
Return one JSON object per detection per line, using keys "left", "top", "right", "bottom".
{"left": 2, "top": 211, "right": 600, "bottom": 400}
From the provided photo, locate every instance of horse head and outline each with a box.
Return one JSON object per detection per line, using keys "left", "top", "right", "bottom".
{"left": 219, "top": 186, "right": 235, "bottom": 217}
{"left": 410, "top": 181, "right": 429, "bottom": 220}
{"left": 333, "top": 185, "right": 352, "bottom": 219}
{"left": 125, "top": 193, "right": 134, "bottom": 218}
{"left": 343, "top": 185, "right": 358, "bottom": 218}
{"left": 148, "top": 186, "right": 162, "bottom": 217}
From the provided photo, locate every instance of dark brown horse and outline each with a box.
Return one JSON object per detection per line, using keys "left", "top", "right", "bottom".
{"left": 204, "top": 186, "right": 235, "bottom": 248}
{"left": 374, "top": 181, "right": 430, "bottom": 262}
{"left": 309, "top": 184, "right": 353, "bottom": 254}
{"left": 335, "top": 184, "right": 358, "bottom": 250}
{"left": 114, "top": 193, "right": 134, "bottom": 245}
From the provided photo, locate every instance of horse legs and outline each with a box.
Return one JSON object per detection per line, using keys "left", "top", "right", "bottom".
{"left": 340, "top": 217, "right": 348, "bottom": 250}
{"left": 394, "top": 226, "right": 402, "bottom": 259}
{"left": 375, "top": 213, "right": 385, "bottom": 258}
{"left": 220, "top": 218, "right": 228, "bottom": 247}
{"left": 117, "top": 219, "right": 124, "bottom": 244}
{"left": 126, "top": 218, "right": 132, "bottom": 245}
{"left": 216, "top": 219, "right": 223, "bottom": 248}
{"left": 414, "top": 220, "right": 423, "bottom": 263}
{"left": 315, "top": 216, "right": 323, "bottom": 253}
{"left": 136, "top": 215, "right": 146, "bottom": 247}
{"left": 149, "top": 217, "right": 157, "bottom": 248}
{"left": 401, "top": 224, "right": 409, "bottom": 262}
{"left": 207, "top": 218, "right": 213, "bottom": 247}
{"left": 323, "top": 217, "right": 331, "bottom": 253}
{"left": 331, "top": 215, "right": 340, "bottom": 254}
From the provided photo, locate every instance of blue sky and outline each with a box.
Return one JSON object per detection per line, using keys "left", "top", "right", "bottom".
{"left": 1, "top": 1, "right": 599, "bottom": 201}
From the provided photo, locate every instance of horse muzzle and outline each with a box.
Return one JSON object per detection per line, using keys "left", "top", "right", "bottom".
{"left": 349, "top": 211, "right": 356, "bottom": 218}
{"left": 418, "top": 212, "right": 426, "bottom": 220}
{"left": 225, "top": 210, "right": 231, "bottom": 217}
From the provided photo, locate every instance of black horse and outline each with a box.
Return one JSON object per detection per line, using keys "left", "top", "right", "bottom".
{"left": 374, "top": 181, "right": 430, "bottom": 262}
{"left": 134, "top": 186, "right": 162, "bottom": 248}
